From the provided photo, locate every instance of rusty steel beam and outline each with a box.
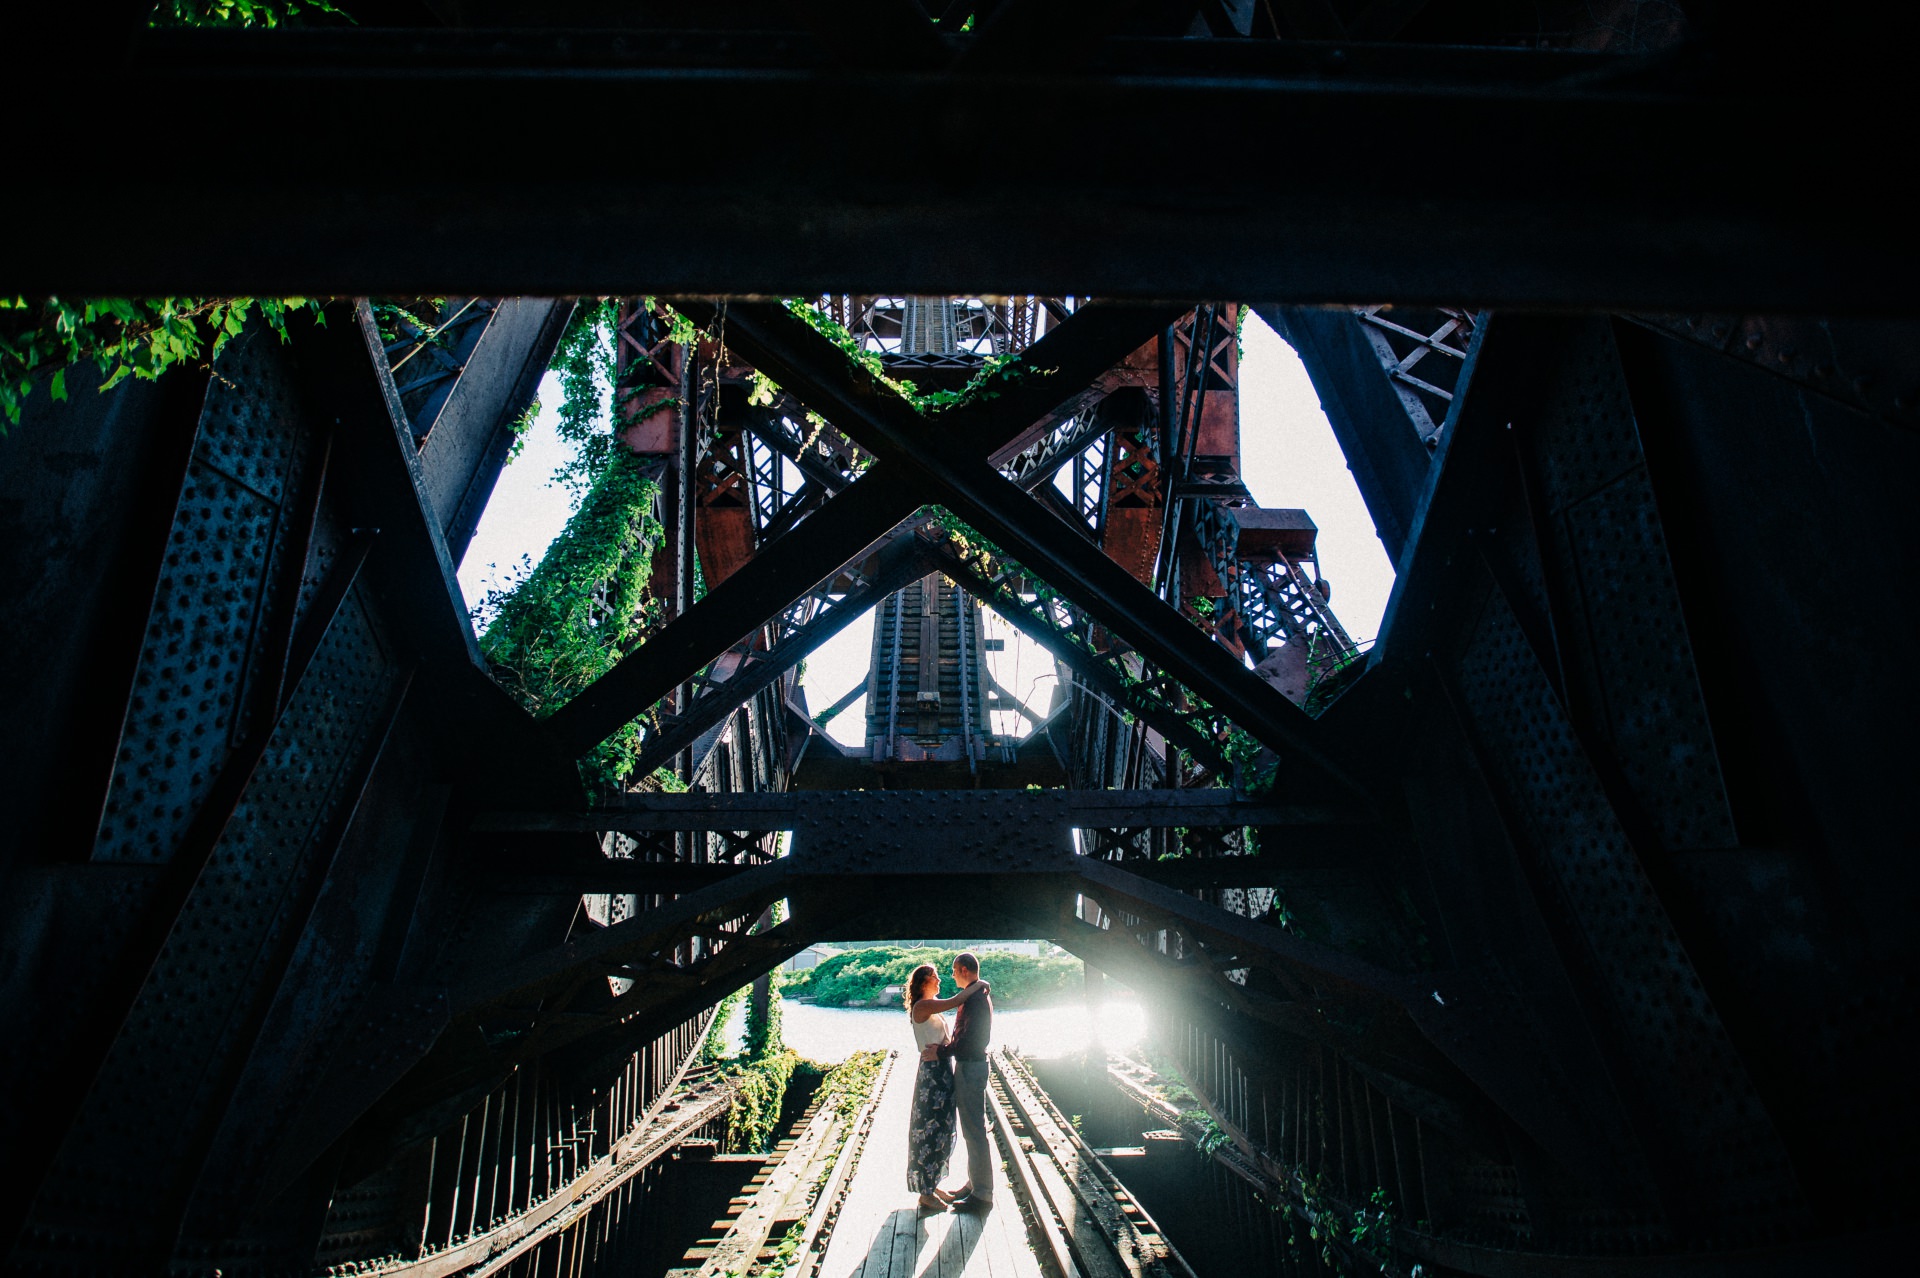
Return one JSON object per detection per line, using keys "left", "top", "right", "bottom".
{"left": 542, "top": 472, "right": 920, "bottom": 758}
{"left": 704, "top": 300, "right": 1372, "bottom": 798}
{"left": 544, "top": 299, "right": 1183, "bottom": 759}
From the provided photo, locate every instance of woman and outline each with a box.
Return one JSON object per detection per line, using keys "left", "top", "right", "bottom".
{"left": 904, "top": 963, "right": 987, "bottom": 1211}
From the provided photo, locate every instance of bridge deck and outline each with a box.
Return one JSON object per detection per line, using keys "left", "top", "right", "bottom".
{"left": 819, "top": 1053, "right": 1043, "bottom": 1278}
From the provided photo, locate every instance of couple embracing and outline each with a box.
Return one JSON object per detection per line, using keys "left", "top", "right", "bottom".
{"left": 903, "top": 951, "right": 994, "bottom": 1213}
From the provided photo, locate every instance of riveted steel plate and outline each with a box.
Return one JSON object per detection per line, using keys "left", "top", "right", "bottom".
{"left": 93, "top": 329, "right": 314, "bottom": 863}
{"left": 1455, "top": 583, "right": 1801, "bottom": 1237}
{"left": 1532, "top": 322, "right": 1736, "bottom": 852}
{"left": 789, "top": 788, "right": 1074, "bottom": 873}
{"left": 34, "top": 590, "right": 395, "bottom": 1256}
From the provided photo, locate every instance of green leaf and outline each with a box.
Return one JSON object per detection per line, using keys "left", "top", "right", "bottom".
{"left": 49, "top": 368, "right": 66, "bottom": 401}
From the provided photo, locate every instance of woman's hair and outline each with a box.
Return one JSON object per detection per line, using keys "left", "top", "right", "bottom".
{"left": 905, "top": 963, "right": 939, "bottom": 1011}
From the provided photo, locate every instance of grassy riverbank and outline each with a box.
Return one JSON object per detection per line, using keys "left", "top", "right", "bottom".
{"left": 779, "top": 945, "right": 1084, "bottom": 1008}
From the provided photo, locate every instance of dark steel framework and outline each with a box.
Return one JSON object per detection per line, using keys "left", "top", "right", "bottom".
{"left": 0, "top": 4, "right": 1914, "bottom": 1277}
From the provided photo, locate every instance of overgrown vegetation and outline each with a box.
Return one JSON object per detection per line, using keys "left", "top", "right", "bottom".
{"left": 775, "top": 297, "right": 1050, "bottom": 418}
{"left": 761, "top": 1050, "right": 886, "bottom": 1274}
{"left": 809, "top": 1048, "right": 885, "bottom": 1117}
{"left": 474, "top": 447, "right": 665, "bottom": 792}
{"left": 1137, "top": 1045, "right": 1403, "bottom": 1275}
{"left": 722, "top": 1048, "right": 800, "bottom": 1155}
{"left": 702, "top": 987, "right": 747, "bottom": 1064}
{"left": 0, "top": 298, "right": 323, "bottom": 430}
{"left": 1302, "top": 636, "right": 1370, "bottom": 716}
{"left": 779, "top": 945, "right": 1083, "bottom": 1008}
{"left": 743, "top": 977, "right": 783, "bottom": 1061}
{"left": 153, "top": 1, "right": 351, "bottom": 27}
{"left": 544, "top": 298, "right": 627, "bottom": 497}
{"left": 707, "top": 970, "right": 805, "bottom": 1155}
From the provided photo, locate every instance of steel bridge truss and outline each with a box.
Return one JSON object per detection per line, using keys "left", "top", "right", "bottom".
{"left": 3, "top": 9, "right": 1913, "bottom": 1273}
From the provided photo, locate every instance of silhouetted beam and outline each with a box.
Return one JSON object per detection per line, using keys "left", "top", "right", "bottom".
{"left": 799, "top": 0, "right": 948, "bottom": 67}
{"left": 469, "top": 787, "right": 1371, "bottom": 833}
{"left": 678, "top": 298, "right": 1187, "bottom": 470}
{"left": 515, "top": 916, "right": 819, "bottom": 1062}
{"left": 545, "top": 300, "right": 1183, "bottom": 758}
{"left": 919, "top": 535, "right": 1231, "bottom": 772}
{"left": 543, "top": 474, "right": 921, "bottom": 757}
{"left": 13, "top": 32, "right": 1897, "bottom": 312}
{"left": 709, "top": 301, "right": 1371, "bottom": 797}
{"left": 620, "top": 532, "right": 931, "bottom": 780}
{"left": 444, "top": 859, "right": 797, "bottom": 1018}
{"left": 1072, "top": 855, "right": 1425, "bottom": 1005}
{"left": 493, "top": 850, "right": 1394, "bottom": 895}
{"left": 1257, "top": 305, "right": 1437, "bottom": 565}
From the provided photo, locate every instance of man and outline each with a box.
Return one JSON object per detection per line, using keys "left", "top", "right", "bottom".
{"left": 925, "top": 950, "right": 994, "bottom": 1210}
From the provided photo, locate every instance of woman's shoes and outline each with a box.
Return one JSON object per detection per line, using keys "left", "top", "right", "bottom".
{"left": 916, "top": 1193, "right": 947, "bottom": 1212}
{"left": 930, "top": 1187, "right": 960, "bottom": 1205}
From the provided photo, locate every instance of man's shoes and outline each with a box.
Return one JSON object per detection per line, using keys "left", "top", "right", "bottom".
{"left": 949, "top": 1194, "right": 995, "bottom": 1214}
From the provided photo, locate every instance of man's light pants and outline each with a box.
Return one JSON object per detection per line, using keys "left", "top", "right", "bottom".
{"left": 953, "top": 1059, "right": 993, "bottom": 1201}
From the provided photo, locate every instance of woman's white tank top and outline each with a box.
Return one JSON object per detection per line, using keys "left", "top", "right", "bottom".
{"left": 912, "top": 1010, "right": 947, "bottom": 1049}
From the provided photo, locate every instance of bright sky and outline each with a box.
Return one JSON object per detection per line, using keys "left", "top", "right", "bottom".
{"left": 456, "top": 309, "right": 1396, "bottom": 749}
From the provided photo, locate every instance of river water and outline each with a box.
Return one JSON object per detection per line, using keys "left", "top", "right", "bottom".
{"left": 718, "top": 998, "right": 1149, "bottom": 1062}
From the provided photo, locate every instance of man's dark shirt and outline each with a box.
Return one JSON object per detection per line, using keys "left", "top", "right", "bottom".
{"left": 939, "top": 981, "right": 993, "bottom": 1061}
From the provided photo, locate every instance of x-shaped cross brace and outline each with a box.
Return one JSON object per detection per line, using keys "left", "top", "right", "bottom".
{"left": 543, "top": 299, "right": 1369, "bottom": 799}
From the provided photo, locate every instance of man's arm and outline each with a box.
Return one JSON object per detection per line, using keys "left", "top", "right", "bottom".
{"left": 934, "top": 982, "right": 989, "bottom": 1059}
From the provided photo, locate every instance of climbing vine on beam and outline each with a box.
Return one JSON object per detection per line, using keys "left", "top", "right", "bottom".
{"left": 477, "top": 448, "right": 667, "bottom": 793}
{"left": 0, "top": 297, "right": 322, "bottom": 430}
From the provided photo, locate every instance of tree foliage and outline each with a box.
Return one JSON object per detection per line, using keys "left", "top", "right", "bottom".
{"left": 474, "top": 447, "right": 666, "bottom": 792}
{"left": 780, "top": 945, "right": 1084, "bottom": 1008}
{"left": 153, "top": 1, "right": 351, "bottom": 27}
{"left": 723, "top": 1049, "right": 799, "bottom": 1154}
{"left": 0, "top": 297, "right": 322, "bottom": 430}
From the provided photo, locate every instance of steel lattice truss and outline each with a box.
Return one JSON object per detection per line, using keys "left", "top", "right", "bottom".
{"left": 1, "top": 6, "right": 1913, "bottom": 1278}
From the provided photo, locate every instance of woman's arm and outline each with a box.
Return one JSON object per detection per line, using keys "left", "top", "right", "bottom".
{"left": 911, "top": 991, "right": 969, "bottom": 1021}
{"left": 914, "top": 979, "right": 991, "bottom": 1020}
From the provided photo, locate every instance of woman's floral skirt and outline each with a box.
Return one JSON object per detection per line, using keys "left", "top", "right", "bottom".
{"left": 906, "top": 1056, "right": 957, "bottom": 1193}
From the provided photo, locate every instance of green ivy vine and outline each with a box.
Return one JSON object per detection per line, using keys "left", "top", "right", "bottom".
{"left": 474, "top": 448, "right": 666, "bottom": 793}
{"left": 0, "top": 297, "right": 323, "bottom": 431}
{"left": 153, "top": 1, "right": 352, "bottom": 28}
{"left": 723, "top": 1048, "right": 800, "bottom": 1155}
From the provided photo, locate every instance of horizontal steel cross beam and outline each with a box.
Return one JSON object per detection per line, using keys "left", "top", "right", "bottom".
{"left": 470, "top": 787, "right": 1372, "bottom": 834}
{"left": 11, "top": 31, "right": 1900, "bottom": 312}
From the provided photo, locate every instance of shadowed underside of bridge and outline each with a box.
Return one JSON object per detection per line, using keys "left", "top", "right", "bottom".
{"left": 1, "top": 4, "right": 1916, "bottom": 1277}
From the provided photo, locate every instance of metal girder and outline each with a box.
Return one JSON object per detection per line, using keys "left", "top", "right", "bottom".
{"left": 536, "top": 914, "right": 818, "bottom": 1071}
{"left": 349, "top": 302, "right": 489, "bottom": 671}
{"left": 1259, "top": 304, "right": 1452, "bottom": 564}
{"left": 1072, "top": 855, "right": 1424, "bottom": 1007}
{"left": 703, "top": 300, "right": 1370, "bottom": 798}
{"left": 445, "top": 859, "right": 796, "bottom": 1022}
{"left": 1057, "top": 867, "right": 1645, "bottom": 1180}
{"left": 679, "top": 297, "right": 1184, "bottom": 469}
{"left": 471, "top": 786, "right": 1370, "bottom": 834}
{"left": 543, "top": 472, "right": 920, "bottom": 757}
{"left": 916, "top": 530, "right": 1233, "bottom": 774}
{"left": 544, "top": 299, "right": 1183, "bottom": 759}
{"left": 346, "top": 867, "right": 805, "bottom": 1151}
{"left": 492, "top": 848, "right": 1395, "bottom": 897}
{"left": 14, "top": 31, "right": 1902, "bottom": 312}
{"left": 621, "top": 531, "right": 931, "bottom": 780}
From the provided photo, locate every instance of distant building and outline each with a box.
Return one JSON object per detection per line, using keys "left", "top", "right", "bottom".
{"left": 784, "top": 943, "right": 844, "bottom": 972}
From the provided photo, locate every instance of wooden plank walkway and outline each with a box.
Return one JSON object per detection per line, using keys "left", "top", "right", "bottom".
{"left": 817, "top": 1056, "right": 1045, "bottom": 1278}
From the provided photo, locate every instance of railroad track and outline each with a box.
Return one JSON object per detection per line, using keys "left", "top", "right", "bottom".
{"left": 676, "top": 1050, "right": 896, "bottom": 1278}
{"left": 988, "top": 1050, "right": 1196, "bottom": 1278}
